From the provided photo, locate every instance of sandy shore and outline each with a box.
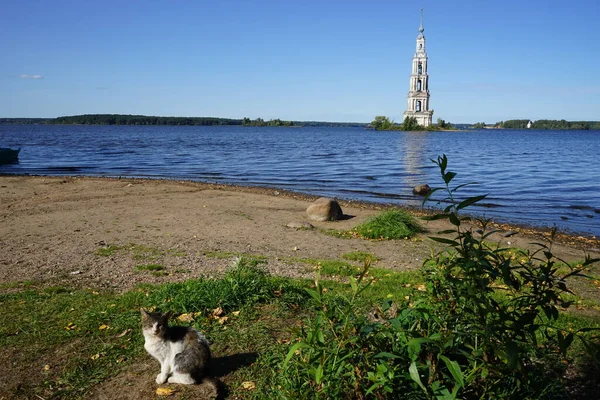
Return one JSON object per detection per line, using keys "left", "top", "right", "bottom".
{"left": 1, "top": 175, "right": 599, "bottom": 291}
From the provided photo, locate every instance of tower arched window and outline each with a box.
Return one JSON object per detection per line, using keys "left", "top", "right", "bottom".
{"left": 416, "top": 101, "right": 422, "bottom": 112}
{"left": 418, "top": 63, "right": 422, "bottom": 74}
{"left": 417, "top": 80, "right": 422, "bottom": 91}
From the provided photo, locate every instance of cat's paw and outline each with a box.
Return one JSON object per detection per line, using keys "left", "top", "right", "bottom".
{"left": 156, "top": 373, "right": 168, "bottom": 384}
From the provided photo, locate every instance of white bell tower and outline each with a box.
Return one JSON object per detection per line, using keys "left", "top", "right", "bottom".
{"left": 403, "top": 9, "right": 433, "bottom": 127}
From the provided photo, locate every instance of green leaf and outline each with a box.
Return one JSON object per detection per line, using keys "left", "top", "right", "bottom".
{"left": 450, "top": 182, "right": 479, "bottom": 193}
{"left": 314, "top": 364, "right": 323, "bottom": 384}
{"left": 283, "top": 342, "right": 311, "bottom": 367}
{"left": 439, "top": 355, "right": 464, "bottom": 389}
{"left": 304, "top": 288, "right": 322, "bottom": 304}
{"left": 349, "top": 276, "right": 358, "bottom": 293}
{"left": 422, "top": 213, "right": 451, "bottom": 221}
{"left": 407, "top": 337, "right": 434, "bottom": 359}
{"left": 443, "top": 171, "right": 456, "bottom": 184}
{"left": 317, "top": 329, "right": 325, "bottom": 344}
{"left": 375, "top": 352, "right": 401, "bottom": 359}
{"left": 439, "top": 154, "right": 448, "bottom": 173}
{"left": 409, "top": 361, "right": 427, "bottom": 393}
{"left": 456, "top": 194, "right": 488, "bottom": 211}
{"left": 448, "top": 213, "right": 461, "bottom": 226}
{"left": 422, "top": 187, "right": 444, "bottom": 206}
{"left": 429, "top": 237, "right": 460, "bottom": 246}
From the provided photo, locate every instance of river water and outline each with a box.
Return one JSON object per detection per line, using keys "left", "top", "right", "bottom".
{"left": 1, "top": 124, "right": 599, "bottom": 237}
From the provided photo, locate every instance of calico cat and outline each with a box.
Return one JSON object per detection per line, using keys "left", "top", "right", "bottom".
{"left": 141, "top": 309, "right": 211, "bottom": 384}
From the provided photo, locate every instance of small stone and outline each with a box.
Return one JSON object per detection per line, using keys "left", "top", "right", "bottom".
{"left": 286, "top": 221, "right": 315, "bottom": 230}
{"left": 412, "top": 184, "right": 431, "bottom": 196}
{"left": 70, "top": 270, "right": 82, "bottom": 275}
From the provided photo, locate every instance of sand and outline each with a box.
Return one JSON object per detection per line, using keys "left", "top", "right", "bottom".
{"left": 1, "top": 175, "right": 598, "bottom": 291}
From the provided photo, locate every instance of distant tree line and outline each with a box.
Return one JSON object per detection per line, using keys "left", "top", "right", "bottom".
{"left": 0, "top": 118, "right": 50, "bottom": 124}
{"left": 49, "top": 114, "right": 242, "bottom": 126}
{"left": 497, "top": 119, "right": 600, "bottom": 130}
{"left": 0, "top": 114, "right": 367, "bottom": 128}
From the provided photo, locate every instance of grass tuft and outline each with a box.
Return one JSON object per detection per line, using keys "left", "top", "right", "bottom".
{"left": 341, "top": 251, "right": 380, "bottom": 262}
{"left": 353, "top": 209, "right": 423, "bottom": 239}
{"left": 135, "top": 263, "right": 164, "bottom": 272}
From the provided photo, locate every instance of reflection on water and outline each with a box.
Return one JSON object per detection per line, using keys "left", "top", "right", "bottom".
{"left": 1, "top": 124, "right": 599, "bottom": 237}
{"left": 399, "top": 131, "right": 429, "bottom": 191}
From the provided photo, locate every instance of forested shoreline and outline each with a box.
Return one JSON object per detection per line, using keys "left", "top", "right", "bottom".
{"left": 0, "top": 114, "right": 366, "bottom": 127}
{"left": 496, "top": 119, "right": 600, "bottom": 130}
{"left": 1, "top": 115, "right": 599, "bottom": 129}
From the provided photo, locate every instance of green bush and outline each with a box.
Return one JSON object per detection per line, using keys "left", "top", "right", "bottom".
{"left": 354, "top": 209, "right": 423, "bottom": 239}
{"left": 271, "top": 155, "right": 600, "bottom": 399}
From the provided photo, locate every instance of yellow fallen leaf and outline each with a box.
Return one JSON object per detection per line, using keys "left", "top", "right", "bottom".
{"left": 43, "top": 364, "right": 51, "bottom": 371}
{"left": 90, "top": 353, "right": 100, "bottom": 360}
{"left": 65, "top": 322, "right": 77, "bottom": 331}
{"left": 241, "top": 381, "right": 256, "bottom": 390}
{"left": 231, "top": 311, "right": 240, "bottom": 316}
{"left": 99, "top": 324, "right": 109, "bottom": 330}
{"left": 156, "top": 387, "right": 176, "bottom": 396}
{"left": 177, "top": 313, "right": 194, "bottom": 322}
{"left": 212, "top": 307, "right": 224, "bottom": 317}
{"left": 217, "top": 316, "right": 229, "bottom": 325}
{"left": 92, "top": 291, "right": 99, "bottom": 295}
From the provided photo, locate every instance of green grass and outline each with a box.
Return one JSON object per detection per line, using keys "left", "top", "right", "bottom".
{"left": 353, "top": 209, "right": 423, "bottom": 239}
{"left": 0, "top": 258, "right": 309, "bottom": 399}
{"left": 293, "top": 257, "right": 424, "bottom": 304}
{"left": 341, "top": 251, "right": 380, "bottom": 262}
{"left": 94, "top": 244, "right": 122, "bottom": 257}
{"left": 135, "top": 263, "right": 164, "bottom": 272}
{"left": 1, "top": 255, "right": 598, "bottom": 399}
{"left": 95, "top": 243, "right": 186, "bottom": 260}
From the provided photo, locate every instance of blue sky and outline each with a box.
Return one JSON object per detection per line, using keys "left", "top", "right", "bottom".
{"left": 2, "top": 0, "right": 599, "bottom": 123}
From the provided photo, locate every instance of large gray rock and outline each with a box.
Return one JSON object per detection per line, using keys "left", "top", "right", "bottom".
{"left": 306, "top": 198, "right": 344, "bottom": 222}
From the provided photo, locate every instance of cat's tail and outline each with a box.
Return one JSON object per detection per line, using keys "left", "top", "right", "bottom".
{"left": 195, "top": 376, "right": 224, "bottom": 400}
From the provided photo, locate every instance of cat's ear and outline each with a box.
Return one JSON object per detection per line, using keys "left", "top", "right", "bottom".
{"left": 163, "top": 311, "right": 173, "bottom": 321}
{"left": 140, "top": 308, "right": 149, "bottom": 316}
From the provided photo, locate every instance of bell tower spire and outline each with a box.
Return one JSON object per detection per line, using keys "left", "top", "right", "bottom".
{"left": 403, "top": 9, "right": 433, "bottom": 127}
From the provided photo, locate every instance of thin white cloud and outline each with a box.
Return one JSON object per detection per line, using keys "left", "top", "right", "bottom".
{"left": 19, "top": 74, "right": 43, "bottom": 79}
